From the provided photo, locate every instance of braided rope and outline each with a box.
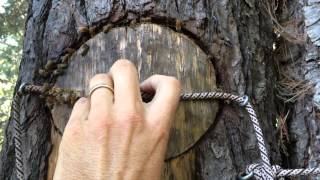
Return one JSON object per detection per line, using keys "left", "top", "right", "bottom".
{"left": 13, "top": 84, "right": 320, "bottom": 179}
{"left": 13, "top": 93, "right": 24, "bottom": 180}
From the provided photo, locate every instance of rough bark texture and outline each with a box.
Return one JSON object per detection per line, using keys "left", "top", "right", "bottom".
{"left": 274, "top": 0, "right": 320, "bottom": 179}
{"left": 3, "top": 0, "right": 319, "bottom": 179}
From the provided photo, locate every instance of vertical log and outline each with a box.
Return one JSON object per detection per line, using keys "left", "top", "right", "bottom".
{"left": 0, "top": 0, "right": 284, "bottom": 179}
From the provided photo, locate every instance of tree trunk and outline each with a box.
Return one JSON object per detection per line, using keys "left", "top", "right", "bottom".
{"left": 0, "top": 0, "right": 319, "bottom": 179}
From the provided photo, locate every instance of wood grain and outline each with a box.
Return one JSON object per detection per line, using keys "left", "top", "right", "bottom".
{"left": 49, "top": 23, "right": 218, "bottom": 179}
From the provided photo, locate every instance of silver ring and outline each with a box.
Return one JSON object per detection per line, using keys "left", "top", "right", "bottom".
{"left": 89, "top": 84, "right": 114, "bottom": 97}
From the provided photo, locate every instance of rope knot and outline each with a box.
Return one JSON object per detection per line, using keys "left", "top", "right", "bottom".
{"left": 245, "top": 163, "right": 281, "bottom": 180}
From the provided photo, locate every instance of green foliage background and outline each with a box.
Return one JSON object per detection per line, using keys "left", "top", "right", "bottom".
{"left": 0, "top": 0, "right": 27, "bottom": 149}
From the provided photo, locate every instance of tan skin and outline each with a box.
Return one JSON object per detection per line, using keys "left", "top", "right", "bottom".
{"left": 53, "top": 59, "right": 181, "bottom": 180}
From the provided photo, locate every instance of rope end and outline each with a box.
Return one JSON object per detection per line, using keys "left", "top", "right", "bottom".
{"left": 238, "top": 171, "right": 254, "bottom": 180}
{"left": 239, "top": 95, "right": 249, "bottom": 107}
{"left": 18, "top": 82, "right": 29, "bottom": 95}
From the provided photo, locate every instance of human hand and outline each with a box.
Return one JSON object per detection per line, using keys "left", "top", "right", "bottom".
{"left": 53, "top": 59, "right": 181, "bottom": 180}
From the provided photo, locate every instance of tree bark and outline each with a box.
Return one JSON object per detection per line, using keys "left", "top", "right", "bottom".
{"left": 1, "top": 0, "right": 318, "bottom": 179}
{"left": 273, "top": 1, "right": 320, "bottom": 179}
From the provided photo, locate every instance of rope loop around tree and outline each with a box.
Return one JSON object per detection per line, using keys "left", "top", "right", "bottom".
{"left": 13, "top": 83, "right": 320, "bottom": 180}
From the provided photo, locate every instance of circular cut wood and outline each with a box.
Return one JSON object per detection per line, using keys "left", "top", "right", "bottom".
{"left": 54, "top": 24, "right": 218, "bottom": 158}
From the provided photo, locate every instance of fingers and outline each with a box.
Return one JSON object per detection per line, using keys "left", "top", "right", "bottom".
{"left": 69, "top": 97, "right": 90, "bottom": 123}
{"left": 64, "top": 97, "right": 90, "bottom": 136}
{"left": 88, "top": 74, "right": 113, "bottom": 127}
{"left": 88, "top": 74, "right": 114, "bottom": 123}
{"left": 109, "top": 59, "right": 142, "bottom": 107}
{"left": 140, "top": 75, "right": 181, "bottom": 125}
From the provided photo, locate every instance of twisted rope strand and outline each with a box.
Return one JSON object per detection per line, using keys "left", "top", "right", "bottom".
{"left": 13, "top": 84, "right": 320, "bottom": 180}
{"left": 13, "top": 93, "right": 24, "bottom": 180}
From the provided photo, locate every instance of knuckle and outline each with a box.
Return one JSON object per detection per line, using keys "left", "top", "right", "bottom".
{"left": 87, "top": 113, "right": 113, "bottom": 139}
{"left": 112, "top": 59, "right": 134, "bottom": 71}
{"left": 90, "top": 74, "right": 111, "bottom": 86}
{"left": 151, "top": 74, "right": 162, "bottom": 79}
{"left": 115, "top": 110, "right": 143, "bottom": 124}
{"left": 88, "top": 112, "right": 110, "bottom": 124}
{"left": 166, "top": 76, "right": 181, "bottom": 89}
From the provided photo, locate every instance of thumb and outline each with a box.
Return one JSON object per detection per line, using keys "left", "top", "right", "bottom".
{"left": 140, "top": 75, "right": 181, "bottom": 124}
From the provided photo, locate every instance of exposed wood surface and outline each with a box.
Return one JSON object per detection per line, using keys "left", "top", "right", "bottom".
{"left": 48, "top": 24, "right": 218, "bottom": 180}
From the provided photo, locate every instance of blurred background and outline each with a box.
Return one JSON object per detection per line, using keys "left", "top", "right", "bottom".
{"left": 0, "top": 0, "right": 27, "bottom": 149}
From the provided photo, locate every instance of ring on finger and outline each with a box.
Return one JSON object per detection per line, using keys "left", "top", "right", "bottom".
{"left": 89, "top": 84, "right": 114, "bottom": 98}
